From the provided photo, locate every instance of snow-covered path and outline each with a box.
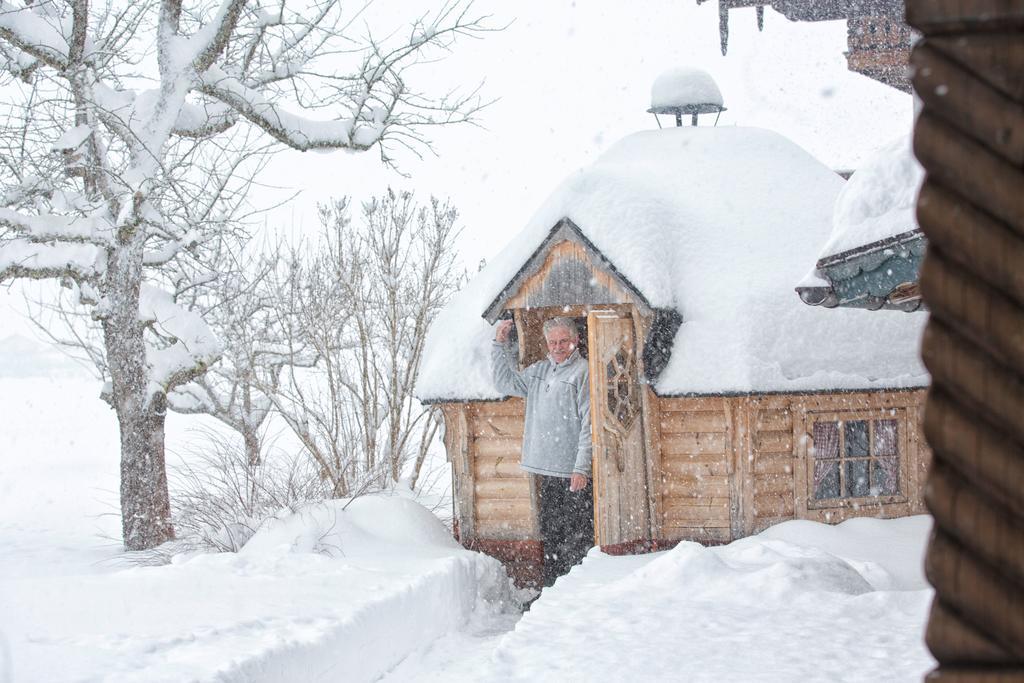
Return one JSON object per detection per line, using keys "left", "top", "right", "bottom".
{"left": 379, "top": 605, "right": 522, "bottom": 681}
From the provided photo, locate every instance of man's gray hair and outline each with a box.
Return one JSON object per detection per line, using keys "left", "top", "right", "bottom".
{"left": 543, "top": 316, "right": 579, "bottom": 339}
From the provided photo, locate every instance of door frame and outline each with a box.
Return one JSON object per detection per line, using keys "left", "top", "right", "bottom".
{"left": 587, "top": 306, "right": 654, "bottom": 550}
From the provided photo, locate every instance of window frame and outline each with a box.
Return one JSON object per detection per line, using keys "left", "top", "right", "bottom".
{"left": 804, "top": 408, "right": 910, "bottom": 510}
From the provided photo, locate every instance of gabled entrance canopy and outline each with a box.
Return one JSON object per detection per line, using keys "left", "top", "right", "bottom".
{"left": 482, "top": 218, "right": 653, "bottom": 323}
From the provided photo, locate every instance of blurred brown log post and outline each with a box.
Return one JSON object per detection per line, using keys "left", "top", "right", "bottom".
{"left": 908, "top": 0, "right": 1024, "bottom": 679}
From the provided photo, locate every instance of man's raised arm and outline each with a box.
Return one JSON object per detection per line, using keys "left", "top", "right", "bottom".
{"left": 491, "top": 319, "right": 528, "bottom": 398}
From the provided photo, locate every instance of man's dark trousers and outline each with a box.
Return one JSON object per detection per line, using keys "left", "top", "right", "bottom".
{"left": 537, "top": 474, "right": 594, "bottom": 587}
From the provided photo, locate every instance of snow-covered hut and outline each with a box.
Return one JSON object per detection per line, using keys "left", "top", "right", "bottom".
{"left": 416, "top": 125, "right": 930, "bottom": 586}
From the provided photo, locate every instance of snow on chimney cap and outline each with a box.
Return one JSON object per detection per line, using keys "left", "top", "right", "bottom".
{"left": 648, "top": 67, "right": 725, "bottom": 117}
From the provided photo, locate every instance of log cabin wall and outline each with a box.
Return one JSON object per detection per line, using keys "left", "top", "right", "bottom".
{"left": 446, "top": 386, "right": 929, "bottom": 585}
{"left": 443, "top": 399, "right": 542, "bottom": 586}
{"left": 846, "top": 14, "right": 913, "bottom": 93}
{"left": 745, "top": 395, "right": 798, "bottom": 534}
{"left": 656, "top": 389, "right": 930, "bottom": 544}
{"left": 656, "top": 396, "right": 734, "bottom": 544}
{"left": 467, "top": 399, "right": 532, "bottom": 540}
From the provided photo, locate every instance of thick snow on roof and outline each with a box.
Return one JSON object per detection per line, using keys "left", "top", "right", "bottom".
{"left": 651, "top": 67, "right": 724, "bottom": 109}
{"left": 818, "top": 134, "right": 924, "bottom": 260}
{"left": 417, "top": 126, "right": 928, "bottom": 401}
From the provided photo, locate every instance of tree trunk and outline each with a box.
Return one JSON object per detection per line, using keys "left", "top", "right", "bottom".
{"left": 409, "top": 411, "right": 439, "bottom": 491}
{"left": 104, "top": 230, "right": 175, "bottom": 551}
{"left": 243, "top": 429, "right": 261, "bottom": 467}
{"left": 117, "top": 392, "right": 174, "bottom": 550}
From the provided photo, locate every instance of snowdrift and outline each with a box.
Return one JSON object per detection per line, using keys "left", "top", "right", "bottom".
{"left": 1, "top": 496, "right": 514, "bottom": 683}
{"left": 483, "top": 516, "right": 935, "bottom": 682}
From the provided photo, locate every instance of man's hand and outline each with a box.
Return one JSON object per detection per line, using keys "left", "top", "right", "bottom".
{"left": 569, "top": 473, "right": 589, "bottom": 492}
{"left": 495, "top": 319, "right": 514, "bottom": 343}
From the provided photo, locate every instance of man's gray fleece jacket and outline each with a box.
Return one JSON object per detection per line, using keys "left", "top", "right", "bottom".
{"left": 490, "top": 341, "right": 592, "bottom": 478}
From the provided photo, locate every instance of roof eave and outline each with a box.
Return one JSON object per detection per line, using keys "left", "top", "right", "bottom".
{"left": 799, "top": 229, "right": 927, "bottom": 312}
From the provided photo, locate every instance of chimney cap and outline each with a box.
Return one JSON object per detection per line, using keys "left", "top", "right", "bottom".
{"left": 647, "top": 67, "right": 725, "bottom": 118}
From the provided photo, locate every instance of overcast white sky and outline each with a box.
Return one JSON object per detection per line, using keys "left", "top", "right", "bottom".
{"left": 0, "top": 0, "right": 912, "bottom": 341}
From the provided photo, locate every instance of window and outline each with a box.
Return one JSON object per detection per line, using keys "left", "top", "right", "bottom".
{"left": 605, "top": 345, "right": 640, "bottom": 430}
{"left": 809, "top": 413, "right": 904, "bottom": 506}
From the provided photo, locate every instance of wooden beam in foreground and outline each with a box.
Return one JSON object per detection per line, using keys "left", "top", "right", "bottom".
{"left": 908, "top": 1, "right": 1024, "bottom": 678}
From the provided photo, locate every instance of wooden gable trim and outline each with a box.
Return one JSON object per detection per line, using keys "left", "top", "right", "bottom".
{"left": 503, "top": 240, "right": 641, "bottom": 312}
{"left": 482, "top": 218, "right": 653, "bottom": 323}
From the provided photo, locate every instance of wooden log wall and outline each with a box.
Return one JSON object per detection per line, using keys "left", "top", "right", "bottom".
{"left": 657, "top": 390, "right": 929, "bottom": 544}
{"left": 907, "top": 1, "right": 1024, "bottom": 677}
{"left": 447, "top": 390, "right": 928, "bottom": 565}
{"left": 657, "top": 397, "right": 734, "bottom": 544}
{"left": 453, "top": 399, "right": 534, "bottom": 540}
{"left": 747, "top": 397, "right": 798, "bottom": 533}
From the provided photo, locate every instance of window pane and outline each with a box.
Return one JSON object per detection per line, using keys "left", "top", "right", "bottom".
{"left": 845, "top": 420, "right": 869, "bottom": 456}
{"left": 872, "top": 457, "right": 900, "bottom": 495}
{"left": 874, "top": 419, "right": 898, "bottom": 456}
{"left": 813, "top": 461, "right": 840, "bottom": 500}
{"left": 812, "top": 422, "right": 839, "bottom": 459}
{"left": 846, "top": 459, "right": 870, "bottom": 497}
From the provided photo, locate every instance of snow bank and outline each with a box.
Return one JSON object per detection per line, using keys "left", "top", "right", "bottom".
{"left": 1, "top": 496, "right": 514, "bottom": 683}
{"left": 758, "top": 514, "right": 930, "bottom": 590}
{"left": 481, "top": 516, "right": 935, "bottom": 682}
{"left": 417, "top": 126, "right": 928, "bottom": 401}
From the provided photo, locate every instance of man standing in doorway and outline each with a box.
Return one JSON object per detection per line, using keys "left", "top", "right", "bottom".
{"left": 492, "top": 316, "right": 593, "bottom": 587}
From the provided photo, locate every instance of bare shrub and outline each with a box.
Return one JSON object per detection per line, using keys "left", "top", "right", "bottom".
{"left": 170, "top": 427, "right": 326, "bottom": 552}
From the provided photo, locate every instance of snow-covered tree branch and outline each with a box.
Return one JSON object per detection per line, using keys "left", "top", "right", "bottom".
{"left": 169, "top": 240, "right": 316, "bottom": 467}
{"left": 0, "top": 0, "right": 492, "bottom": 550}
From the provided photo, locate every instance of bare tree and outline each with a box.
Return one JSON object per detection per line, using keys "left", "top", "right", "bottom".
{"left": 0, "top": 0, "right": 492, "bottom": 550}
{"left": 270, "top": 191, "right": 462, "bottom": 497}
{"left": 169, "top": 240, "right": 314, "bottom": 468}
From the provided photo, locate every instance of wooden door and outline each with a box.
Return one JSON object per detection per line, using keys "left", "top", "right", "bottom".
{"left": 587, "top": 309, "right": 652, "bottom": 550}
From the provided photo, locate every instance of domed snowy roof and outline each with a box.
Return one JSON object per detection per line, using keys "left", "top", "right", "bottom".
{"left": 416, "top": 126, "right": 928, "bottom": 401}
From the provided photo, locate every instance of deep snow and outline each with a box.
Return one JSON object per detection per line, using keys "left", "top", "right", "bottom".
{"left": 481, "top": 517, "right": 935, "bottom": 682}
{"left": 386, "top": 518, "right": 936, "bottom": 682}
{"left": 0, "top": 337, "right": 935, "bottom": 682}
{"left": 0, "top": 350, "right": 515, "bottom": 683}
